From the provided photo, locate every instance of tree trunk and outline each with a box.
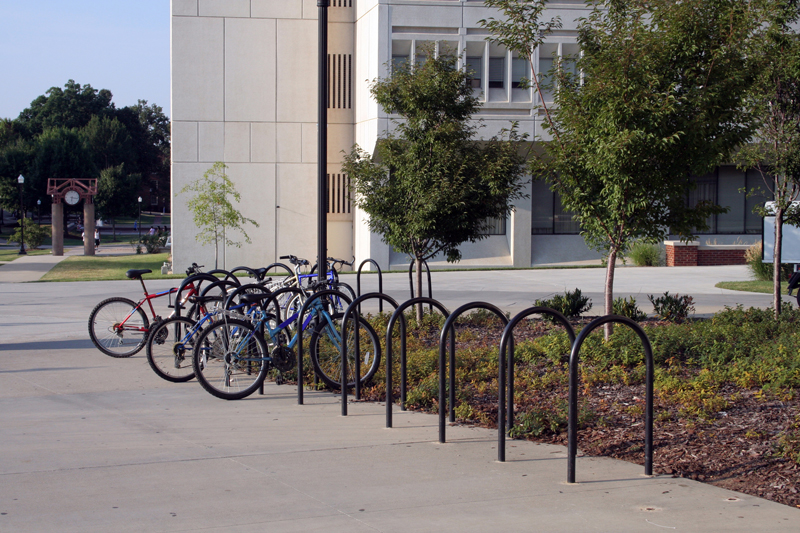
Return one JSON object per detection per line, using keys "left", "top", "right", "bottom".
{"left": 604, "top": 247, "right": 618, "bottom": 339}
{"left": 415, "top": 257, "right": 424, "bottom": 323}
{"left": 774, "top": 207, "right": 783, "bottom": 318}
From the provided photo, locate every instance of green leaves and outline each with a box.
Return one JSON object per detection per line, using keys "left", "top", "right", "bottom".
{"left": 178, "top": 162, "right": 259, "bottom": 268}
{"left": 343, "top": 47, "right": 527, "bottom": 264}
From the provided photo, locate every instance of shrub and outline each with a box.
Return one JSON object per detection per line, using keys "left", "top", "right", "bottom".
{"left": 628, "top": 242, "right": 663, "bottom": 266}
{"left": 648, "top": 291, "right": 695, "bottom": 323}
{"left": 7, "top": 218, "right": 48, "bottom": 250}
{"left": 745, "top": 242, "right": 792, "bottom": 281}
{"left": 612, "top": 296, "right": 647, "bottom": 321}
{"left": 139, "top": 234, "right": 167, "bottom": 254}
{"left": 535, "top": 288, "right": 592, "bottom": 319}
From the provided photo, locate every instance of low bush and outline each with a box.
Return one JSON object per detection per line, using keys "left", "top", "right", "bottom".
{"left": 535, "top": 288, "right": 592, "bottom": 320}
{"left": 745, "top": 242, "right": 792, "bottom": 281}
{"left": 648, "top": 291, "right": 695, "bottom": 323}
{"left": 628, "top": 242, "right": 663, "bottom": 267}
{"left": 139, "top": 234, "right": 168, "bottom": 254}
{"left": 612, "top": 296, "right": 647, "bottom": 321}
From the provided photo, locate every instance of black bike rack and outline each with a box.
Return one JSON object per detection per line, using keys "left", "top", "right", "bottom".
{"left": 384, "top": 297, "right": 450, "bottom": 428}
{"left": 339, "top": 292, "right": 400, "bottom": 415}
{"left": 497, "top": 307, "right": 575, "bottom": 462}
{"left": 408, "top": 260, "right": 433, "bottom": 313}
{"left": 437, "top": 302, "right": 509, "bottom": 443}
{"left": 567, "top": 315, "right": 654, "bottom": 483}
{"left": 264, "top": 262, "right": 293, "bottom": 277}
{"left": 206, "top": 269, "right": 241, "bottom": 286}
{"left": 356, "top": 259, "right": 384, "bottom": 312}
{"left": 295, "top": 289, "right": 353, "bottom": 405}
{"left": 173, "top": 273, "right": 223, "bottom": 317}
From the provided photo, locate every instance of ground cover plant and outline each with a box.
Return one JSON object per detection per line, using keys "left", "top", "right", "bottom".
{"left": 300, "top": 306, "right": 800, "bottom": 509}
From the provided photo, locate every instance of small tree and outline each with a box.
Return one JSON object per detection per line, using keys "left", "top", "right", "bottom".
{"left": 8, "top": 217, "right": 47, "bottom": 250}
{"left": 342, "top": 47, "right": 527, "bottom": 319}
{"left": 737, "top": 0, "right": 800, "bottom": 317}
{"left": 178, "top": 162, "right": 259, "bottom": 269}
{"left": 483, "top": 0, "right": 758, "bottom": 336}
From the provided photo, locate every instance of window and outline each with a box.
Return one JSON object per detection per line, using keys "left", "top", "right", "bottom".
{"left": 392, "top": 55, "right": 409, "bottom": 71}
{"left": 746, "top": 169, "right": 772, "bottom": 233}
{"left": 538, "top": 57, "right": 554, "bottom": 103}
{"left": 512, "top": 57, "right": 529, "bottom": 89}
{"left": 688, "top": 174, "right": 717, "bottom": 233}
{"left": 481, "top": 216, "right": 506, "bottom": 235}
{"left": 465, "top": 56, "right": 482, "bottom": 88}
{"left": 531, "top": 180, "right": 580, "bottom": 234}
{"left": 489, "top": 57, "right": 505, "bottom": 89}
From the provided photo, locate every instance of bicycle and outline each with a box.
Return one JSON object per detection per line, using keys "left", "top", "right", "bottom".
{"left": 192, "top": 283, "right": 381, "bottom": 400}
{"left": 87, "top": 263, "right": 204, "bottom": 357}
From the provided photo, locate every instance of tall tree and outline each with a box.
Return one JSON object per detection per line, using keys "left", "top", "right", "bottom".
{"left": 95, "top": 163, "right": 142, "bottom": 241}
{"left": 483, "top": 0, "right": 758, "bottom": 334}
{"left": 16, "top": 80, "right": 114, "bottom": 137}
{"left": 342, "top": 47, "right": 527, "bottom": 319}
{"left": 738, "top": 0, "right": 800, "bottom": 316}
{"left": 178, "top": 162, "right": 259, "bottom": 269}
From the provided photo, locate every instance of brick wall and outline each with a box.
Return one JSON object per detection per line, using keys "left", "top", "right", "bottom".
{"left": 664, "top": 241, "right": 749, "bottom": 266}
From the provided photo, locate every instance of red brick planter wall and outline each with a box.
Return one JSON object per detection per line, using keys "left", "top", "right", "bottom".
{"left": 664, "top": 242, "right": 749, "bottom": 267}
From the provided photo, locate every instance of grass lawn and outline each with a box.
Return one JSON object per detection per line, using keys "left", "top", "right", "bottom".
{"left": 0, "top": 249, "right": 51, "bottom": 262}
{"left": 715, "top": 280, "right": 790, "bottom": 294}
{"left": 40, "top": 253, "right": 183, "bottom": 282}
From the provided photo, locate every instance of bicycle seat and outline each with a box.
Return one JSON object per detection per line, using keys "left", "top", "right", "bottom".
{"left": 253, "top": 267, "right": 268, "bottom": 279}
{"left": 240, "top": 293, "right": 273, "bottom": 305}
{"left": 126, "top": 269, "right": 152, "bottom": 279}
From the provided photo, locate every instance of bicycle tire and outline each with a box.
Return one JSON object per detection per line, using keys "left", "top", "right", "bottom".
{"left": 332, "top": 282, "right": 357, "bottom": 310}
{"left": 310, "top": 312, "right": 381, "bottom": 389}
{"left": 192, "top": 318, "right": 268, "bottom": 400}
{"left": 146, "top": 316, "right": 200, "bottom": 383}
{"left": 88, "top": 297, "right": 150, "bottom": 357}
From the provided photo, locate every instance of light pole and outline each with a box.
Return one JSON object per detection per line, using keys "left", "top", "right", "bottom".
{"left": 137, "top": 197, "right": 142, "bottom": 239}
{"left": 17, "top": 175, "right": 26, "bottom": 255}
{"left": 37, "top": 199, "right": 41, "bottom": 225}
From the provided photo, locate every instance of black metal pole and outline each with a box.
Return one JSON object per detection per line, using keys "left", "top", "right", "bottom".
{"left": 318, "top": 0, "right": 329, "bottom": 284}
{"left": 18, "top": 182, "right": 26, "bottom": 255}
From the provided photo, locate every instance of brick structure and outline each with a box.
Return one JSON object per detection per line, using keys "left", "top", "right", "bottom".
{"left": 665, "top": 241, "right": 749, "bottom": 266}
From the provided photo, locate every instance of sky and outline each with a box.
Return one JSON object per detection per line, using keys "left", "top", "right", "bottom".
{"left": 0, "top": 0, "right": 170, "bottom": 120}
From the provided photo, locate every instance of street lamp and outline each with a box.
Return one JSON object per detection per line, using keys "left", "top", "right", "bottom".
{"left": 37, "top": 199, "right": 41, "bottom": 225}
{"left": 17, "top": 175, "right": 26, "bottom": 255}
{"left": 137, "top": 197, "right": 142, "bottom": 239}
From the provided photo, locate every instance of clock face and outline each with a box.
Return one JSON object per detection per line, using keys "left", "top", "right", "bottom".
{"left": 65, "top": 190, "right": 80, "bottom": 205}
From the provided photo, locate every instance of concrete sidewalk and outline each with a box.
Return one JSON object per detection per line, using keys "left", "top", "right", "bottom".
{"left": 0, "top": 266, "right": 798, "bottom": 530}
{"left": 0, "top": 338, "right": 797, "bottom": 532}
{"left": 0, "top": 242, "right": 138, "bottom": 283}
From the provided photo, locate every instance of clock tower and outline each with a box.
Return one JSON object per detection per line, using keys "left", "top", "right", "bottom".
{"left": 46, "top": 178, "right": 98, "bottom": 256}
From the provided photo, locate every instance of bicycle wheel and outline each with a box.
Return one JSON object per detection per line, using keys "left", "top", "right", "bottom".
{"left": 88, "top": 297, "right": 150, "bottom": 357}
{"left": 310, "top": 312, "right": 381, "bottom": 389}
{"left": 192, "top": 318, "right": 268, "bottom": 400}
{"left": 331, "top": 282, "right": 357, "bottom": 311}
{"left": 146, "top": 317, "right": 200, "bottom": 383}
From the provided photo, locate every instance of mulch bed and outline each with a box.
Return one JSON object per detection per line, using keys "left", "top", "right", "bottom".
{"left": 367, "top": 316, "right": 800, "bottom": 509}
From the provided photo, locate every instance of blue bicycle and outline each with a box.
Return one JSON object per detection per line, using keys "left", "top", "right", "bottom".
{"left": 191, "top": 286, "right": 381, "bottom": 400}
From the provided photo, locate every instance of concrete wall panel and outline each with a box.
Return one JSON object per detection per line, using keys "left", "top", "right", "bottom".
{"left": 276, "top": 164, "right": 317, "bottom": 260}
{"left": 251, "top": 123, "right": 277, "bottom": 162}
{"left": 198, "top": 122, "right": 224, "bottom": 162}
{"left": 276, "top": 123, "right": 303, "bottom": 163}
{"left": 224, "top": 122, "right": 251, "bottom": 162}
{"left": 198, "top": 0, "right": 250, "bottom": 18}
{"left": 302, "top": 122, "right": 318, "bottom": 163}
{"left": 252, "top": 0, "right": 302, "bottom": 19}
{"left": 276, "top": 19, "right": 318, "bottom": 123}
{"left": 172, "top": 0, "right": 198, "bottom": 16}
{"left": 172, "top": 122, "right": 198, "bottom": 162}
{"left": 172, "top": 17, "right": 224, "bottom": 121}
{"left": 225, "top": 18, "right": 277, "bottom": 123}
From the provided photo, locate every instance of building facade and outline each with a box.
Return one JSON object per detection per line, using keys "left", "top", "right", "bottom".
{"left": 171, "top": 0, "right": 763, "bottom": 272}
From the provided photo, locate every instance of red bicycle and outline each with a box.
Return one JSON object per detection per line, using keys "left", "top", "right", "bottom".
{"left": 87, "top": 264, "right": 205, "bottom": 357}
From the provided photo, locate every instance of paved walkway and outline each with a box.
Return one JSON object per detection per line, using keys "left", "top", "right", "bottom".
{"left": 0, "top": 251, "right": 799, "bottom": 530}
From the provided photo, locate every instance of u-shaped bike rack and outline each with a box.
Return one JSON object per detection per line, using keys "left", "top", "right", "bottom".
{"left": 497, "top": 306, "right": 575, "bottom": 462}
{"left": 437, "top": 302, "right": 509, "bottom": 443}
{"left": 339, "top": 292, "right": 400, "bottom": 415}
{"left": 356, "top": 259, "right": 384, "bottom": 312}
{"left": 384, "top": 297, "right": 450, "bottom": 427}
{"left": 567, "top": 314, "right": 654, "bottom": 483}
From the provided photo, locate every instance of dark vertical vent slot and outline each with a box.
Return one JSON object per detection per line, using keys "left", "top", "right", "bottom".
{"left": 327, "top": 54, "right": 353, "bottom": 109}
{"left": 326, "top": 174, "right": 351, "bottom": 214}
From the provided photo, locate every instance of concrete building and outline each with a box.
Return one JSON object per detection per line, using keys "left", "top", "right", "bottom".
{"left": 170, "top": 0, "right": 764, "bottom": 272}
